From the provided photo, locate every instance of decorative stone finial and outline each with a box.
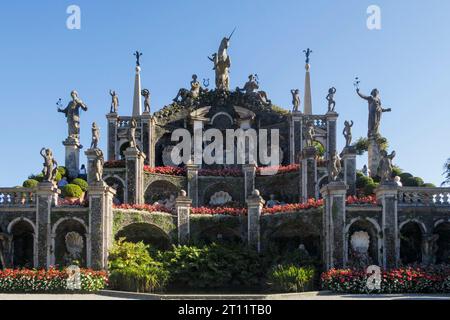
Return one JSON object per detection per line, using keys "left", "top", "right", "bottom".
{"left": 180, "top": 190, "right": 187, "bottom": 197}
{"left": 252, "top": 189, "right": 260, "bottom": 197}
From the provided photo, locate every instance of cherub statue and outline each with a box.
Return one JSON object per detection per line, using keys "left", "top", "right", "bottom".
{"left": 40, "top": 148, "right": 58, "bottom": 182}
{"left": 378, "top": 150, "right": 396, "bottom": 182}
{"left": 326, "top": 87, "right": 336, "bottom": 112}
{"left": 291, "top": 89, "right": 301, "bottom": 112}
{"left": 93, "top": 149, "right": 104, "bottom": 183}
{"left": 330, "top": 151, "right": 342, "bottom": 181}
{"left": 109, "top": 90, "right": 119, "bottom": 113}
{"left": 128, "top": 118, "right": 137, "bottom": 148}
{"left": 141, "top": 89, "right": 151, "bottom": 113}
{"left": 343, "top": 120, "right": 354, "bottom": 147}
{"left": 303, "top": 122, "right": 315, "bottom": 148}
{"left": 90, "top": 122, "right": 100, "bottom": 149}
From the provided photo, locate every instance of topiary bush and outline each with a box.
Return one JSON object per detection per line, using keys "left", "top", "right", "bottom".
{"left": 268, "top": 265, "right": 315, "bottom": 293}
{"left": 72, "top": 178, "right": 88, "bottom": 192}
{"left": 404, "top": 176, "right": 424, "bottom": 187}
{"left": 363, "top": 181, "right": 379, "bottom": 196}
{"left": 22, "top": 179, "right": 39, "bottom": 188}
{"left": 422, "top": 183, "right": 436, "bottom": 188}
{"left": 399, "top": 172, "right": 413, "bottom": 181}
{"left": 356, "top": 175, "right": 373, "bottom": 189}
{"left": 61, "top": 184, "right": 83, "bottom": 198}
{"left": 57, "top": 166, "right": 67, "bottom": 178}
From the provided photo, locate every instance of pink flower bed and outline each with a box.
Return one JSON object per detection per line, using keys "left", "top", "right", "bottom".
{"left": 144, "top": 166, "right": 186, "bottom": 176}
{"left": 262, "top": 199, "right": 324, "bottom": 214}
{"left": 113, "top": 203, "right": 173, "bottom": 214}
{"left": 346, "top": 195, "right": 377, "bottom": 205}
{"left": 104, "top": 160, "right": 126, "bottom": 168}
{"left": 257, "top": 164, "right": 299, "bottom": 175}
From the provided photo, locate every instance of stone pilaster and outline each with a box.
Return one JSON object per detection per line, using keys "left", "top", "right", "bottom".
{"left": 141, "top": 113, "right": 155, "bottom": 167}
{"left": 341, "top": 146, "right": 357, "bottom": 196}
{"left": 106, "top": 113, "right": 118, "bottom": 161}
{"left": 124, "top": 147, "right": 146, "bottom": 205}
{"left": 175, "top": 190, "right": 192, "bottom": 245}
{"left": 300, "top": 146, "right": 317, "bottom": 202}
{"left": 36, "top": 182, "right": 59, "bottom": 268}
{"left": 321, "top": 181, "right": 348, "bottom": 270}
{"left": 63, "top": 139, "right": 81, "bottom": 179}
{"left": 326, "top": 111, "right": 338, "bottom": 161}
{"left": 246, "top": 190, "right": 265, "bottom": 252}
{"left": 368, "top": 136, "right": 381, "bottom": 178}
{"left": 289, "top": 112, "right": 303, "bottom": 164}
{"left": 243, "top": 163, "right": 257, "bottom": 200}
{"left": 376, "top": 183, "right": 399, "bottom": 268}
{"left": 84, "top": 148, "right": 99, "bottom": 185}
{"left": 89, "top": 182, "right": 116, "bottom": 270}
{"left": 186, "top": 163, "right": 200, "bottom": 207}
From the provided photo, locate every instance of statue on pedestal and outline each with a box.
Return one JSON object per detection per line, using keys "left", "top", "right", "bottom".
{"left": 40, "top": 148, "right": 58, "bottom": 182}
{"left": 90, "top": 122, "right": 100, "bottom": 149}
{"left": 236, "top": 74, "right": 270, "bottom": 105}
{"left": 421, "top": 234, "right": 439, "bottom": 265}
{"left": 330, "top": 151, "right": 342, "bottom": 181}
{"left": 128, "top": 118, "right": 138, "bottom": 149}
{"left": 356, "top": 88, "right": 391, "bottom": 138}
{"left": 93, "top": 149, "right": 104, "bottom": 183}
{"left": 173, "top": 74, "right": 206, "bottom": 105}
{"left": 326, "top": 87, "right": 336, "bottom": 112}
{"left": 109, "top": 90, "right": 119, "bottom": 113}
{"left": 291, "top": 89, "right": 301, "bottom": 112}
{"left": 208, "top": 30, "right": 234, "bottom": 91}
{"left": 141, "top": 89, "right": 151, "bottom": 113}
{"left": 378, "top": 150, "right": 396, "bottom": 182}
{"left": 57, "top": 91, "right": 88, "bottom": 143}
{"left": 343, "top": 120, "right": 354, "bottom": 147}
{"left": 303, "top": 122, "right": 315, "bottom": 148}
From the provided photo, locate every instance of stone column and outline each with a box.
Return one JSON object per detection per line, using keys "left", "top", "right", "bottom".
{"left": 243, "top": 163, "right": 257, "bottom": 200}
{"left": 175, "top": 190, "right": 192, "bottom": 245}
{"left": 124, "top": 147, "right": 146, "bottom": 205}
{"left": 326, "top": 111, "right": 338, "bottom": 161}
{"left": 89, "top": 182, "right": 116, "bottom": 270}
{"left": 321, "top": 181, "right": 348, "bottom": 270}
{"left": 141, "top": 113, "right": 155, "bottom": 167}
{"left": 63, "top": 139, "right": 81, "bottom": 179}
{"left": 36, "top": 182, "right": 59, "bottom": 268}
{"left": 300, "top": 146, "right": 317, "bottom": 202}
{"left": 186, "top": 162, "right": 199, "bottom": 207}
{"left": 341, "top": 147, "right": 357, "bottom": 196}
{"left": 376, "top": 183, "right": 399, "bottom": 268}
{"left": 106, "top": 113, "right": 118, "bottom": 161}
{"left": 289, "top": 112, "right": 303, "bottom": 164}
{"left": 246, "top": 190, "right": 265, "bottom": 252}
{"left": 84, "top": 148, "right": 99, "bottom": 185}
{"left": 368, "top": 137, "right": 381, "bottom": 178}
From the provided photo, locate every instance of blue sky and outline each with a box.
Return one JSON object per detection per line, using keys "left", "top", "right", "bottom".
{"left": 0, "top": 0, "right": 449, "bottom": 186}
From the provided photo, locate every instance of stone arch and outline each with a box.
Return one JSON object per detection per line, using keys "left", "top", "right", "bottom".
{"left": 202, "top": 182, "right": 240, "bottom": 206}
{"left": 8, "top": 218, "right": 37, "bottom": 268}
{"left": 400, "top": 220, "right": 424, "bottom": 265}
{"left": 104, "top": 175, "right": 126, "bottom": 204}
{"left": 116, "top": 223, "right": 171, "bottom": 250}
{"left": 195, "top": 226, "right": 241, "bottom": 246}
{"left": 210, "top": 112, "right": 234, "bottom": 130}
{"left": 433, "top": 221, "right": 450, "bottom": 264}
{"left": 144, "top": 180, "right": 180, "bottom": 205}
{"left": 317, "top": 175, "right": 329, "bottom": 198}
{"left": 52, "top": 217, "right": 90, "bottom": 267}
{"left": 345, "top": 217, "right": 381, "bottom": 267}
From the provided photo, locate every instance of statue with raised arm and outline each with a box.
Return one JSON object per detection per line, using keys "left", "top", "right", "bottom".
{"left": 343, "top": 120, "right": 354, "bottom": 147}
{"left": 40, "top": 148, "right": 58, "bottom": 182}
{"left": 330, "top": 151, "right": 342, "bottom": 181}
{"left": 109, "top": 90, "right": 119, "bottom": 113}
{"left": 129, "top": 118, "right": 137, "bottom": 148}
{"left": 356, "top": 88, "right": 391, "bottom": 138}
{"left": 208, "top": 29, "right": 234, "bottom": 91}
{"left": 378, "top": 150, "right": 396, "bottom": 182}
{"left": 90, "top": 122, "right": 100, "bottom": 149}
{"left": 141, "top": 89, "right": 151, "bottom": 113}
{"left": 303, "top": 122, "right": 315, "bottom": 148}
{"left": 326, "top": 87, "right": 337, "bottom": 112}
{"left": 291, "top": 89, "right": 301, "bottom": 112}
{"left": 172, "top": 74, "right": 206, "bottom": 105}
{"left": 58, "top": 90, "right": 88, "bottom": 142}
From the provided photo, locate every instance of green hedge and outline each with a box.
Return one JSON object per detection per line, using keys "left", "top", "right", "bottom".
{"left": 61, "top": 184, "right": 83, "bottom": 198}
{"left": 72, "top": 178, "right": 88, "bottom": 192}
{"left": 22, "top": 179, "right": 39, "bottom": 188}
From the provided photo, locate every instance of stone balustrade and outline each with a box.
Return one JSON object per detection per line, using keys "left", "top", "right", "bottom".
{"left": 303, "top": 115, "right": 327, "bottom": 130}
{"left": 0, "top": 188, "right": 36, "bottom": 207}
{"left": 398, "top": 187, "right": 450, "bottom": 206}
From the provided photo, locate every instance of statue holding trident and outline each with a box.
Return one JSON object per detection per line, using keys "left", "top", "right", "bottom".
{"left": 58, "top": 90, "right": 88, "bottom": 143}
{"left": 208, "top": 28, "right": 235, "bottom": 91}
{"left": 356, "top": 87, "right": 391, "bottom": 138}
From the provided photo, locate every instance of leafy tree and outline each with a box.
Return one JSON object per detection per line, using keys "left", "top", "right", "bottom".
{"left": 443, "top": 158, "right": 450, "bottom": 186}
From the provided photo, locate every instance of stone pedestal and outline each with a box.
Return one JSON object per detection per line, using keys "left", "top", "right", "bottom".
{"left": 36, "top": 181, "right": 59, "bottom": 268}
{"left": 243, "top": 163, "right": 257, "bottom": 200}
{"left": 368, "top": 136, "right": 381, "bottom": 178}
{"left": 88, "top": 182, "right": 116, "bottom": 270}
{"left": 106, "top": 113, "right": 118, "bottom": 161}
{"left": 289, "top": 112, "right": 303, "bottom": 164}
{"left": 376, "top": 183, "right": 399, "bottom": 268}
{"left": 124, "top": 147, "right": 146, "bottom": 205}
{"left": 63, "top": 139, "right": 82, "bottom": 179}
{"left": 246, "top": 190, "right": 265, "bottom": 252}
{"left": 186, "top": 163, "right": 200, "bottom": 207}
{"left": 326, "top": 111, "right": 338, "bottom": 161}
{"left": 84, "top": 148, "right": 100, "bottom": 185}
{"left": 141, "top": 113, "right": 155, "bottom": 167}
{"left": 321, "top": 181, "right": 348, "bottom": 270}
{"left": 300, "top": 146, "right": 317, "bottom": 202}
{"left": 341, "top": 146, "right": 357, "bottom": 196}
{"left": 175, "top": 190, "right": 192, "bottom": 245}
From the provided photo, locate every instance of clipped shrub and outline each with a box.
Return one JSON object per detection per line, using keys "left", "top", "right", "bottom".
{"left": 55, "top": 171, "right": 63, "bottom": 182}
{"left": 57, "top": 166, "right": 67, "bottom": 178}
{"left": 399, "top": 172, "right": 413, "bottom": 181}
{"left": 404, "top": 176, "right": 424, "bottom": 187}
{"left": 392, "top": 166, "right": 403, "bottom": 177}
{"left": 29, "top": 173, "right": 44, "bottom": 182}
{"left": 363, "top": 182, "right": 379, "bottom": 196}
{"left": 22, "top": 179, "right": 39, "bottom": 188}
{"left": 268, "top": 265, "right": 315, "bottom": 293}
{"left": 61, "top": 184, "right": 83, "bottom": 198}
{"left": 72, "top": 178, "right": 88, "bottom": 192}
{"left": 356, "top": 175, "right": 373, "bottom": 189}
{"left": 422, "top": 183, "right": 436, "bottom": 188}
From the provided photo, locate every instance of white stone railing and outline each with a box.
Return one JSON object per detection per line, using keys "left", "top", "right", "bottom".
{"left": 0, "top": 188, "right": 36, "bottom": 207}
{"left": 303, "top": 115, "right": 327, "bottom": 130}
{"left": 398, "top": 187, "right": 450, "bottom": 206}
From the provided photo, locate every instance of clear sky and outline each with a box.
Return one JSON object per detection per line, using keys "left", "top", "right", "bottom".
{"left": 0, "top": 0, "right": 449, "bottom": 186}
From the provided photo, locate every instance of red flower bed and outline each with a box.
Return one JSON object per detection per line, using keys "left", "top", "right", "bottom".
{"left": 144, "top": 166, "right": 186, "bottom": 176}
{"left": 321, "top": 266, "right": 450, "bottom": 294}
{"left": 114, "top": 203, "right": 173, "bottom": 214}
{"left": 346, "top": 195, "right": 377, "bottom": 205}
{"left": 57, "top": 198, "right": 88, "bottom": 207}
{"left": 262, "top": 199, "right": 324, "bottom": 215}
{"left": 198, "top": 168, "right": 243, "bottom": 177}
{"left": 104, "top": 160, "right": 126, "bottom": 168}
{"left": 257, "top": 164, "right": 299, "bottom": 176}
{"left": 191, "top": 206, "right": 248, "bottom": 216}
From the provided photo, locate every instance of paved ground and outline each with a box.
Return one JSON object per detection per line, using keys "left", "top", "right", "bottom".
{"left": 0, "top": 291, "right": 449, "bottom": 300}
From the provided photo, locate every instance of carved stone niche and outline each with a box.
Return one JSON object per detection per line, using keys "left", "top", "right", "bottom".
{"left": 65, "top": 231, "right": 84, "bottom": 261}
{"left": 209, "top": 191, "right": 233, "bottom": 206}
{"left": 350, "top": 231, "right": 370, "bottom": 254}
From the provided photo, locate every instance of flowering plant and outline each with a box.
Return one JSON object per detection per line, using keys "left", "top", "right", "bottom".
{"left": 191, "top": 206, "right": 247, "bottom": 216}
{"left": 144, "top": 166, "right": 186, "bottom": 176}
{"left": 262, "top": 199, "right": 324, "bottom": 215}
{"left": 198, "top": 168, "right": 243, "bottom": 177}
{"left": 257, "top": 164, "right": 299, "bottom": 176}
{"left": 57, "top": 198, "right": 88, "bottom": 207}
{"left": 0, "top": 268, "right": 108, "bottom": 293}
{"left": 346, "top": 195, "right": 377, "bottom": 205}
{"left": 114, "top": 203, "right": 173, "bottom": 214}
{"left": 104, "top": 160, "right": 126, "bottom": 168}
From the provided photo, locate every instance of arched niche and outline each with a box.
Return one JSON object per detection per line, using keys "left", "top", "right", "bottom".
{"left": 345, "top": 218, "right": 381, "bottom": 267}
{"left": 9, "top": 220, "right": 36, "bottom": 269}
{"left": 144, "top": 180, "right": 179, "bottom": 205}
{"left": 116, "top": 223, "right": 171, "bottom": 251}
{"left": 53, "top": 218, "right": 88, "bottom": 268}
{"left": 434, "top": 222, "right": 450, "bottom": 264}
{"left": 105, "top": 176, "right": 125, "bottom": 204}
{"left": 400, "top": 221, "right": 424, "bottom": 265}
